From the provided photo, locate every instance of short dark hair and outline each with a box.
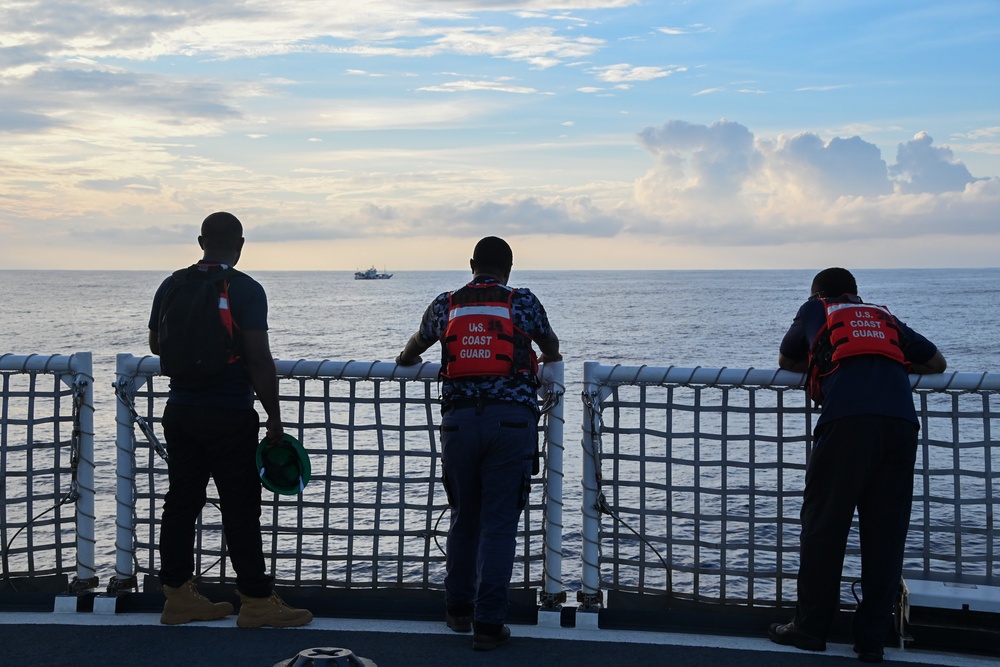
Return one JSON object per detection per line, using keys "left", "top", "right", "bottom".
{"left": 811, "top": 267, "right": 857, "bottom": 298}
{"left": 200, "top": 212, "right": 243, "bottom": 250}
{"left": 472, "top": 236, "right": 513, "bottom": 270}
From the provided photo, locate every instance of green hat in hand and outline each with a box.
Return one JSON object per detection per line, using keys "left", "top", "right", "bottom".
{"left": 257, "top": 434, "right": 311, "bottom": 495}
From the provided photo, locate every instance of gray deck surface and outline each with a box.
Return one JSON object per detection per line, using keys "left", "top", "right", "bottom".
{"left": 2, "top": 613, "right": 994, "bottom": 667}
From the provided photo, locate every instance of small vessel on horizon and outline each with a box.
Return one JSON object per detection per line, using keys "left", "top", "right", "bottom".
{"left": 354, "top": 265, "right": 392, "bottom": 280}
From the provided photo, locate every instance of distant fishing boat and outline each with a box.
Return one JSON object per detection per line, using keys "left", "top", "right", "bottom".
{"left": 354, "top": 265, "right": 392, "bottom": 280}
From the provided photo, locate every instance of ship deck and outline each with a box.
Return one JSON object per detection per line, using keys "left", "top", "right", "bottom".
{"left": 2, "top": 611, "right": 996, "bottom": 667}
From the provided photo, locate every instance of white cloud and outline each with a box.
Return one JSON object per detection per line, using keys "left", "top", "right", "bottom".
{"left": 655, "top": 24, "right": 712, "bottom": 36}
{"left": 770, "top": 133, "right": 893, "bottom": 198}
{"left": 630, "top": 120, "right": 999, "bottom": 244}
{"left": 954, "top": 126, "right": 1000, "bottom": 140}
{"left": 417, "top": 79, "right": 539, "bottom": 94}
{"left": 890, "top": 131, "right": 980, "bottom": 194}
{"left": 796, "top": 85, "right": 850, "bottom": 92}
{"left": 588, "top": 63, "right": 678, "bottom": 83}
{"left": 0, "top": 2, "right": 612, "bottom": 77}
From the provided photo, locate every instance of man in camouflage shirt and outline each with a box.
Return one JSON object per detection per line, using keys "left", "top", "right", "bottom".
{"left": 396, "top": 237, "right": 560, "bottom": 651}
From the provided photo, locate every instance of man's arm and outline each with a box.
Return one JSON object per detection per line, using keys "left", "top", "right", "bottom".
{"left": 242, "top": 329, "right": 283, "bottom": 444}
{"left": 396, "top": 332, "right": 434, "bottom": 366}
{"left": 149, "top": 331, "right": 159, "bottom": 355}
{"left": 909, "top": 349, "right": 947, "bottom": 375}
{"left": 778, "top": 352, "right": 807, "bottom": 373}
{"left": 534, "top": 330, "right": 562, "bottom": 363}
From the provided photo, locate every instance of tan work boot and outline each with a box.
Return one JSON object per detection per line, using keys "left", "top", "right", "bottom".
{"left": 236, "top": 590, "right": 313, "bottom": 628}
{"left": 160, "top": 579, "right": 233, "bottom": 625}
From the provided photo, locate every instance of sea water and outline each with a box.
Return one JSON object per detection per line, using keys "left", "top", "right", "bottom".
{"left": 2, "top": 268, "right": 998, "bottom": 587}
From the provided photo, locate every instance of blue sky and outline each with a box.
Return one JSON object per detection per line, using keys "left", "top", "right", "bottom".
{"left": 1, "top": 1, "right": 998, "bottom": 270}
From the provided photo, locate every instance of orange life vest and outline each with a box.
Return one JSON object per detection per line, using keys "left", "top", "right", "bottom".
{"left": 807, "top": 297, "right": 906, "bottom": 403}
{"left": 440, "top": 283, "right": 538, "bottom": 380}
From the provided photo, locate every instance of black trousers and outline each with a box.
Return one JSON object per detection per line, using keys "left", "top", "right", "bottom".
{"left": 158, "top": 402, "right": 273, "bottom": 597}
{"left": 793, "top": 414, "right": 917, "bottom": 649}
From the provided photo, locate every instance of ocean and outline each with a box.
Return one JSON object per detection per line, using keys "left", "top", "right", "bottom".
{"left": 2, "top": 268, "right": 998, "bottom": 589}
{"left": 3, "top": 267, "right": 997, "bottom": 386}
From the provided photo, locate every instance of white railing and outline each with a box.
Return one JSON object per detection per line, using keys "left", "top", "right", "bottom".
{"left": 110, "top": 354, "right": 566, "bottom": 604}
{"left": 2, "top": 351, "right": 996, "bottom": 621}
{"left": 580, "top": 362, "right": 1000, "bottom": 610}
{"left": 0, "top": 353, "right": 96, "bottom": 592}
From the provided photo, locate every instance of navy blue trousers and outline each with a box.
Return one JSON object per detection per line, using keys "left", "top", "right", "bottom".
{"left": 158, "top": 403, "right": 273, "bottom": 597}
{"left": 441, "top": 403, "right": 536, "bottom": 625}
{"left": 793, "top": 414, "right": 917, "bottom": 650}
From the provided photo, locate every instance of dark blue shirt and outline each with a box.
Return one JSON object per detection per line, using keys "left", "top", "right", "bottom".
{"left": 149, "top": 261, "right": 268, "bottom": 410}
{"left": 417, "top": 277, "right": 553, "bottom": 411}
{"left": 780, "top": 296, "right": 939, "bottom": 427}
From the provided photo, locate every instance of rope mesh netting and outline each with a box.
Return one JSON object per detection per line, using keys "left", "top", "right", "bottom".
{"left": 910, "top": 390, "right": 999, "bottom": 584}
{"left": 586, "top": 366, "right": 999, "bottom": 607}
{"left": 588, "top": 379, "right": 813, "bottom": 606}
{"left": 125, "top": 368, "right": 548, "bottom": 592}
{"left": 0, "top": 369, "right": 81, "bottom": 587}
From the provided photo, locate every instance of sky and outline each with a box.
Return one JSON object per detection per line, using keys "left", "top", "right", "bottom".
{"left": 1, "top": 0, "right": 998, "bottom": 271}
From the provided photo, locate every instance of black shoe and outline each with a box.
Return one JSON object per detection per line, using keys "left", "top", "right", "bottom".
{"left": 472, "top": 624, "right": 510, "bottom": 651}
{"left": 854, "top": 644, "right": 884, "bottom": 663}
{"left": 768, "top": 621, "right": 827, "bottom": 651}
{"left": 446, "top": 613, "right": 472, "bottom": 633}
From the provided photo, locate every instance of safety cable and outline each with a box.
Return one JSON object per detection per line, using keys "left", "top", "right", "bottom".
{"left": 428, "top": 383, "right": 564, "bottom": 559}
{"left": 113, "top": 380, "right": 169, "bottom": 462}
{"left": 114, "top": 379, "right": 227, "bottom": 581}
{"left": 583, "top": 388, "right": 673, "bottom": 590}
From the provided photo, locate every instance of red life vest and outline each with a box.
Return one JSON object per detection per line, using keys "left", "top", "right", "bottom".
{"left": 807, "top": 296, "right": 906, "bottom": 403}
{"left": 440, "top": 283, "right": 538, "bottom": 380}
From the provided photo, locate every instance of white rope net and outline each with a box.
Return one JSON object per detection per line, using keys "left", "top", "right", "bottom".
{"left": 119, "top": 357, "right": 551, "bottom": 594}
{"left": 583, "top": 365, "right": 999, "bottom": 608}
{"left": 0, "top": 355, "right": 91, "bottom": 591}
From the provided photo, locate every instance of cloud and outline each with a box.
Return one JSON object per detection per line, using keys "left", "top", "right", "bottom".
{"left": 420, "top": 194, "right": 624, "bottom": 237}
{"left": 889, "top": 131, "right": 981, "bottom": 194}
{"left": 78, "top": 176, "right": 162, "bottom": 193}
{"left": 796, "top": 85, "right": 850, "bottom": 92}
{"left": 587, "top": 63, "right": 680, "bottom": 83}
{"left": 336, "top": 194, "right": 626, "bottom": 239}
{"left": 637, "top": 119, "right": 761, "bottom": 198}
{"left": 0, "top": 109, "right": 64, "bottom": 133}
{"left": 97, "top": 194, "right": 626, "bottom": 244}
{"left": 655, "top": 24, "right": 712, "bottom": 36}
{"left": 954, "top": 126, "right": 1000, "bottom": 140}
{"left": 630, "top": 120, "right": 999, "bottom": 244}
{"left": 417, "top": 79, "right": 539, "bottom": 94}
{"left": 0, "top": 3, "right": 611, "bottom": 78}
{"left": 10, "top": 115, "right": 994, "bottom": 255}
{"left": 770, "top": 133, "right": 893, "bottom": 198}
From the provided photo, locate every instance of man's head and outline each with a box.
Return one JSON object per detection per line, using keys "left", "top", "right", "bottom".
{"left": 198, "top": 211, "right": 245, "bottom": 262}
{"left": 470, "top": 236, "right": 513, "bottom": 280}
{"left": 810, "top": 267, "right": 858, "bottom": 300}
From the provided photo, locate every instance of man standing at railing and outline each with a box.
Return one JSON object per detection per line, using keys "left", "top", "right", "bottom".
{"left": 395, "top": 236, "right": 561, "bottom": 651}
{"left": 148, "top": 211, "right": 312, "bottom": 628}
{"left": 770, "top": 267, "right": 946, "bottom": 663}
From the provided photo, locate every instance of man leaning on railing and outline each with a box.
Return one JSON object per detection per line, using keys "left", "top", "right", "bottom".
{"left": 395, "top": 236, "right": 561, "bottom": 652}
{"left": 769, "top": 267, "right": 946, "bottom": 663}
